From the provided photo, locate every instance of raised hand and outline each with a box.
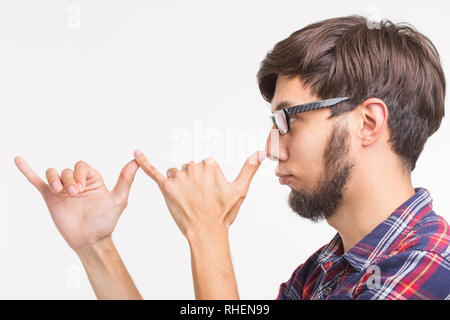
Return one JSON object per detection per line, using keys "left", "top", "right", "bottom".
{"left": 14, "top": 157, "right": 139, "bottom": 251}
{"left": 133, "top": 149, "right": 266, "bottom": 300}
{"left": 133, "top": 150, "right": 266, "bottom": 239}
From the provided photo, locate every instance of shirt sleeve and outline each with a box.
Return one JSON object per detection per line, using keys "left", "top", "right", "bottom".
{"left": 276, "top": 263, "right": 304, "bottom": 300}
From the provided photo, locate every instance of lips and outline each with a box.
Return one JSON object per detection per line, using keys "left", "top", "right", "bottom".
{"left": 276, "top": 171, "right": 293, "bottom": 185}
{"left": 278, "top": 175, "right": 293, "bottom": 185}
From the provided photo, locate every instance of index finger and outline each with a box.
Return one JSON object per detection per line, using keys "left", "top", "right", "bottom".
{"left": 232, "top": 150, "right": 266, "bottom": 193}
{"left": 133, "top": 149, "right": 167, "bottom": 186}
{"left": 14, "top": 156, "right": 49, "bottom": 194}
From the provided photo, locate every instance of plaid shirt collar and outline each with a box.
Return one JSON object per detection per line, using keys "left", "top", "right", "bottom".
{"left": 317, "top": 187, "right": 434, "bottom": 272}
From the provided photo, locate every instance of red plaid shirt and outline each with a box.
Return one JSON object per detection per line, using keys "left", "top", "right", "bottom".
{"left": 276, "top": 187, "right": 450, "bottom": 300}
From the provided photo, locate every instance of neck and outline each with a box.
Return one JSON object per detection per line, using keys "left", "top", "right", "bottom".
{"left": 326, "top": 161, "right": 415, "bottom": 253}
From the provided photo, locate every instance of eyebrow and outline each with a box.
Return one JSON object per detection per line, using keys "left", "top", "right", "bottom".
{"left": 272, "top": 101, "right": 296, "bottom": 112}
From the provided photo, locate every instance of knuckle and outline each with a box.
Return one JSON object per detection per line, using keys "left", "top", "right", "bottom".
{"left": 239, "top": 191, "right": 248, "bottom": 200}
{"left": 141, "top": 158, "right": 150, "bottom": 168}
{"left": 120, "top": 197, "right": 129, "bottom": 208}
{"left": 203, "top": 157, "right": 217, "bottom": 166}
{"left": 61, "top": 168, "right": 72, "bottom": 176}
{"left": 119, "top": 171, "right": 130, "bottom": 181}
{"left": 183, "top": 161, "right": 195, "bottom": 171}
{"left": 145, "top": 166, "right": 155, "bottom": 177}
{"left": 247, "top": 165, "right": 257, "bottom": 175}
{"left": 167, "top": 168, "right": 179, "bottom": 178}
{"left": 75, "top": 160, "right": 86, "bottom": 167}
{"left": 161, "top": 179, "right": 173, "bottom": 192}
{"left": 114, "top": 194, "right": 128, "bottom": 209}
{"left": 235, "top": 185, "right": 248, "bottom": 200}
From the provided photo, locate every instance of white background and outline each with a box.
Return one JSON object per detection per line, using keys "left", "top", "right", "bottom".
{"left": 0, "top": 0, "right": 449, "bottom": 299}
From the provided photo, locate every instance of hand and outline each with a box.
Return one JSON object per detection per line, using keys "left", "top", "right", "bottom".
{"left": 14, "top": 157, "right": 139, "bottom": 251}
{"left": 133, "top": 149, "right": 266, "bottom": 240}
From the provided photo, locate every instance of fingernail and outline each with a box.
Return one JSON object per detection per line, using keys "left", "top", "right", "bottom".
{"left": 67, "top": 185, "right": 78, "bottom": 196}
{"left": 257, "top": 150, "right": 267, "bottom": 162}
{"left": 134, "top": 149, "right": 143, "bottom": 157}
{"left": 51, "top": 181, "right": 62, "bottom": 192}
{"left": 77, "top": 182, "right": 83, "bottom": 192}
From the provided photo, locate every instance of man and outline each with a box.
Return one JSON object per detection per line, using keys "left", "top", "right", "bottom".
{"left": 15, "top": 15, "right": 449, "bottom": 299}
{"left": 133, "top": 16, "right": 449, "bottom": 300}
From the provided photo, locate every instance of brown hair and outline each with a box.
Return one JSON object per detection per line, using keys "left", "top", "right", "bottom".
{"left": 257, "top": 15, "right": 446, "bottom": 172}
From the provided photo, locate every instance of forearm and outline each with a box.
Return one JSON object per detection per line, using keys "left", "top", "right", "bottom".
{"left": 188, "top": 229, "right": 239, "bottom": 300}
{"left": 76, "top": 237, "right": 142, "bottom": 300}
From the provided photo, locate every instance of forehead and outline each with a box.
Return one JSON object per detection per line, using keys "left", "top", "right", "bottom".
{"left": 271, "top": 75, "right": 318, "bottom": 112}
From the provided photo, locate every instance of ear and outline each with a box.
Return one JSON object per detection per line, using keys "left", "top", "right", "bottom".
{"left": 355, "top": 98, "right": 389, "bottom": 147}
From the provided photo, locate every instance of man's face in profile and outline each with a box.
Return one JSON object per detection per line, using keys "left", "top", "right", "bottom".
{"left": 267, "top": 75, "right": 355, "bottom": 222}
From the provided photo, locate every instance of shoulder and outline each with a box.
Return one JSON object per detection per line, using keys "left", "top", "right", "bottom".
{"left": 355, "top": 249, "right": 450, "bottom": 299}
{"left": 393, "top": 211, "right": 450, "bottom": 260}
{"left": 355, "top": 213, "right": 450, "bottom": 299}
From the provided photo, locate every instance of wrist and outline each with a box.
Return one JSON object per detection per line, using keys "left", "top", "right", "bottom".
{"left": 186, "top": 225, "right": 238, "bottom": 300}
{"left": 75, "top": 237, "right": 116, "bottom": 263}
{"left": 186, "top": 224, "right": 229, "bottom": 247}
{"left": 74, "top": 237, "right": 142, "bottom": 300}
{"left": 187, "top": 226, "right": 231, "bottom": 264}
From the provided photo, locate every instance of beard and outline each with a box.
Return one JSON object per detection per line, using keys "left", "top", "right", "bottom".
{"left": 288, "top": 120, "right": 354, "bottom": 222}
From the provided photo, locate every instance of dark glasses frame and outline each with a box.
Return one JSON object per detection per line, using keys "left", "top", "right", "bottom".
{"left": 271, "top": 97, "right": 350, "bottom": 135}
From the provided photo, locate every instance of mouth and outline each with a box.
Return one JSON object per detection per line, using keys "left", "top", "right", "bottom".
{"left": 276, "top": 172, "right": 294, "bottom": 185}
{"left": 278, "top": 175, "right": 293, "bottom": 185}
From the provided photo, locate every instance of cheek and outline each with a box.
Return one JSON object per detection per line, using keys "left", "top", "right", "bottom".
{"left": 287, "top": 126, "right": 329, "bottom": 180}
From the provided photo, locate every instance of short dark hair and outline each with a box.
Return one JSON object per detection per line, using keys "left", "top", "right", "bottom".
{"left": 257, "top": 15, "right": 446, "bottom": 172}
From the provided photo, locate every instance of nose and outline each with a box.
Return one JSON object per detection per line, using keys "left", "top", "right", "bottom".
{"left": 266, "top": 128, "right": 288, "bottom": 161}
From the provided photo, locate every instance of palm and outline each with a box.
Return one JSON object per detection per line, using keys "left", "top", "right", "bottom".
{"left": 42, "top": 179, "right": 119, "bottom": 250}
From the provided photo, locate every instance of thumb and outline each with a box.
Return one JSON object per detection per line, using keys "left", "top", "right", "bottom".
{"left": 112, "top": 159, "right": 139, "bottom": 204}
{"left": 232, "top": 150, "right": 266, "bottom": 197}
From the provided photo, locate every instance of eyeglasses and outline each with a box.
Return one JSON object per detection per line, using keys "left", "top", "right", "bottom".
{"left": 271, "top": 97, "right": 350, "bottom": 135}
